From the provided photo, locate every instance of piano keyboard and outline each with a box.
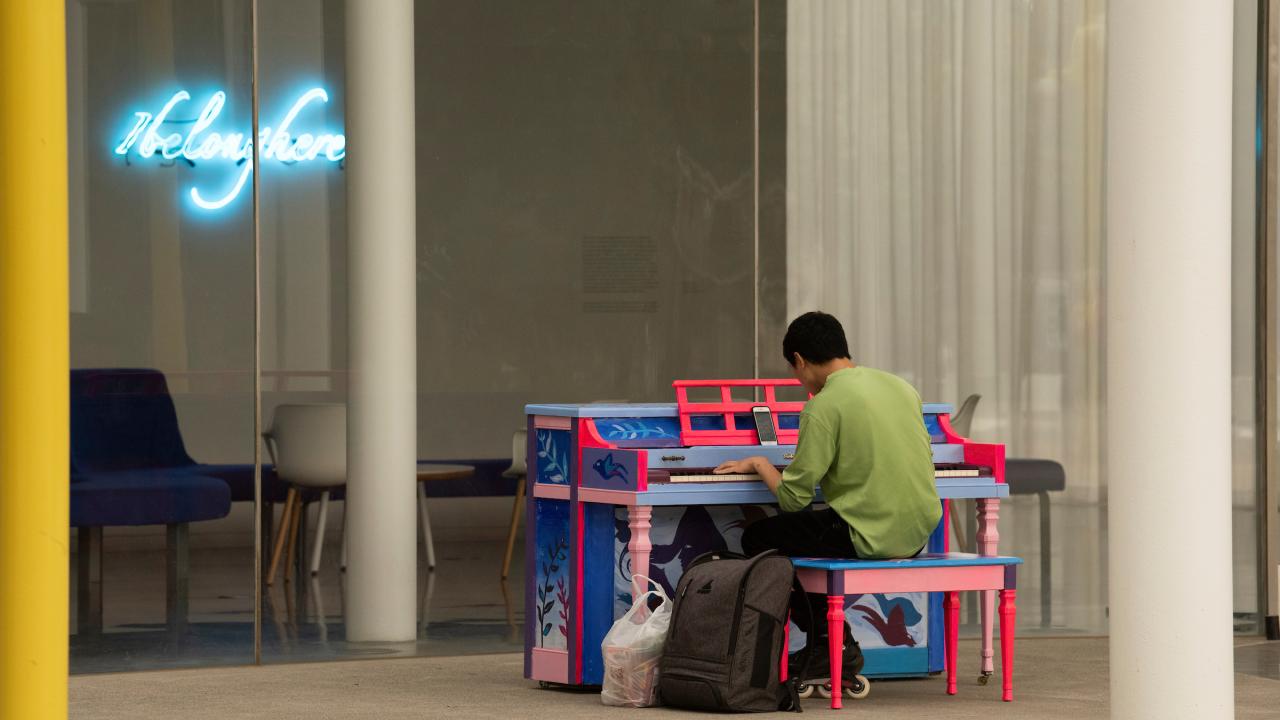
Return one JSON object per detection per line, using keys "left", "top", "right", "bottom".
{"left": 667, "top": 473, "right": 762, "bottom": 483}
{"left": 655, "top": 465, "right": 993, "bottom": 484}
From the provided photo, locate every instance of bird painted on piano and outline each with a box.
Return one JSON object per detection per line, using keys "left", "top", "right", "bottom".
{"left": 592, "top": 453, "right": 629, "bottom": 481}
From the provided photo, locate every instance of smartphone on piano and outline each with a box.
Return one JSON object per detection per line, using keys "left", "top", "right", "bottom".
{"left": 752, "top": 405, "right": 778, "bottom": 445}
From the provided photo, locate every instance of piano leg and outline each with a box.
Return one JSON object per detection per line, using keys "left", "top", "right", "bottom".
{"left": 627, "top": 505, "right": 653, "bottom": 601}
{"left": 976, "top": 498, "right": 1001, "bottom": 680}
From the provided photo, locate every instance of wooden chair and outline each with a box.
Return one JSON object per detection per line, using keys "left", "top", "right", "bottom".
{"left": 264, "top": 403, "right": 347, "bottom": 584}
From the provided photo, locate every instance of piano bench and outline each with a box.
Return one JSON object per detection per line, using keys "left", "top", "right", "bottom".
{"left": 787, "top": 553, "right": 1023, "bottom": 708}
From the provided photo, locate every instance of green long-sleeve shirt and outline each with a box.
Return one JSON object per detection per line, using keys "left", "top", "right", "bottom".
{"left": 777, "top": 366, "right": 941, "bottom": 559}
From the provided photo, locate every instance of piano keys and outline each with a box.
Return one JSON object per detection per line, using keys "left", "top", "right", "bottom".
{"left": 650, "top": 463, "right": 994, "bottom": 484}
{"left": 523, "top": 378, "right": 1008, "bottom": 690}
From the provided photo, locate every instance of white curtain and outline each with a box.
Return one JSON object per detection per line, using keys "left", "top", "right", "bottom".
{"left": 786, "top": 0, "right": 1106, "bottom": 501}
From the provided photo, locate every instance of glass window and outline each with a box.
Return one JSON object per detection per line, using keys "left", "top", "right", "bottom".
{"left": 68, "top": 0, "right": 256, "bottom": 671}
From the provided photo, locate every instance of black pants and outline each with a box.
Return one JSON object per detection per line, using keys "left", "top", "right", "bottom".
{"left": 740, "top": 508, "right": 858, "bottom": 638}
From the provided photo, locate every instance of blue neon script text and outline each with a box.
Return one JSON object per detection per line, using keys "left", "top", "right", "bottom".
{"left": 113, "top": 87, "right": 345, "bottom": 211}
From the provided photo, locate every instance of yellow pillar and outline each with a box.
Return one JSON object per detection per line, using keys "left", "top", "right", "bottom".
{"left": 0, "top": 1, "right": 70, "bottom": 718}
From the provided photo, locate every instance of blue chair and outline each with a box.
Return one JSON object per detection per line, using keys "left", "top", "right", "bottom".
{"left": 70, "top": 368, "right": 244, "bottom": 634}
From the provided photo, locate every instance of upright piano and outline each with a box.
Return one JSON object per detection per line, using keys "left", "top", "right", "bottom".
{"left": 523, "top": 378, "right": 1007, "bottom": 689}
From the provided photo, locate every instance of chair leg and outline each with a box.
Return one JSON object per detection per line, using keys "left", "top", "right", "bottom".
{"left": 266, "top": 488, "right": 298, "bottom": 586}
{"left": 76, "top": 526, "right": 104, "bottom": 635}
{"left": 418, "top": 482, "right": 436, "bottom": 571}
{"left": 501, "top": 475, "right": 526, "bottom": 580}
{"left": 166, "top": 523, "right": 189, "bottom": 636}
{"left": 285, "top": 494, "right": 303, "bottom": 582}
{"left": 1039, "top": 491, "right": 1052, "bottom": 628}
{"left": 340, "top": 499, "right": 348, "bottom": 572}
{"left": 310, "top": 490, "right": 330, "bottom": 576}
{"left": 261, "top": 501, "right": 274, "bottom": 575}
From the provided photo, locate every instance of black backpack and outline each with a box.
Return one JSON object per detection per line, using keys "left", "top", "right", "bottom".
{"left": 658, "top": 550, "right": 811, "bottom": 713}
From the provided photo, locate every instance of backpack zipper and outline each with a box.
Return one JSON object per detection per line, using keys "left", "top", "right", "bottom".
{"left": 726, "top": 555, "right": 771, "bottom": 658}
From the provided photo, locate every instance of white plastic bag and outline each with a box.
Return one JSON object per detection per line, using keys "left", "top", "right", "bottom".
{"left": 600, "top": 575, "right": 671, "bottom": 708}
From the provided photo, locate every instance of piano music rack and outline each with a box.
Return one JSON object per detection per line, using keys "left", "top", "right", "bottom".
{"left": 673, "top": 378, "right": 810, "bottom": 446}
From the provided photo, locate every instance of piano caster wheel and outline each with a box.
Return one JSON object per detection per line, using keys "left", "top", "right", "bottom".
{"left": 978, "top": 672, "right": 992, "bottom": 686}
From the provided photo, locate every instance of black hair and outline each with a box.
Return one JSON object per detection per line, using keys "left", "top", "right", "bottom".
{"left": 782, "top": 311, "right": 850, "bottom": 366}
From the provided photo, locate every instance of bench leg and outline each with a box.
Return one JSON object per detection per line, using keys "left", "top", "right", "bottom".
{"left": 945, "top": 591, "right": 960, "bottom": 695}
{"left": 780, "top": 613, "right": 790, "bottom": 682}
{"left": 76, "top": 527, "right": 103, "bottom": 635}
{"left": 827, "top": 595, "right": 843, "bottom": 710}
{"left": 976, "top": 498, "right": 1001, "bottom": 679}
{"left": 1000, "top": 588, "right": 1017, "bottom": 701}
{"left": 166, "top": 523, "right": 189, "bottom": 636}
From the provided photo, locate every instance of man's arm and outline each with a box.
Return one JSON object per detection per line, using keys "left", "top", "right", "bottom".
{"left": 711, "top": 453, "right": 778, "bottom": 486}
{"left": 711, "top": 457, "right": 783, "bottom": 492}
{"left": 773, "top": 412, "right": 834, "bottom": 511}
{"left": 711, "top": 412, "right": 835, "bottom": 509}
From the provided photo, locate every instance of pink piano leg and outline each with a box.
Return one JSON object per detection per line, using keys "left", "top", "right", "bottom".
{"left": 976, "top": 498, "right": 1001, "bottom": 681}
{"left": 627, "top": 505, "right": 653, "bottom": 601}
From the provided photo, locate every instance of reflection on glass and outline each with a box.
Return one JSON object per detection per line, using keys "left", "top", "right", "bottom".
{"left": 68, "top": 0, "right": 256, "bottom": 672}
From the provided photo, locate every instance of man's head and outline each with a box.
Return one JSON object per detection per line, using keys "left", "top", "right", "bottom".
{"left": 783, "top": 311, "right": 854, "bottom": 394}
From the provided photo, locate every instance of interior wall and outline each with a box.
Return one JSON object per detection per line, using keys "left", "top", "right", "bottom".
{"left": 414, "top": 0, "right": 759, "bottom": 460}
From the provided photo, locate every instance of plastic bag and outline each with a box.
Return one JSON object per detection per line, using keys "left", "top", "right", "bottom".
{"left": 600, "top": 575, "right": 671, "bottom": 707}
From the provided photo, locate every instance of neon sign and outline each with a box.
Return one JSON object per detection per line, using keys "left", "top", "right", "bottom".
{"left": 113, "top": 87, "right": 345, "bottom": 211}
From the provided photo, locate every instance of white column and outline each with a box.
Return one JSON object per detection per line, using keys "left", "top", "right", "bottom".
{"left": 1106, "top": 2, "right": 1234, "bottom": 718}
{"left": 344, "top": 0, "right": 417, "bottom": 642}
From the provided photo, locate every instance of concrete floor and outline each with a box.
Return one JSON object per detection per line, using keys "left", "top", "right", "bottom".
{"left": 70, "top": 638, "right": 1280, "bottom": 719}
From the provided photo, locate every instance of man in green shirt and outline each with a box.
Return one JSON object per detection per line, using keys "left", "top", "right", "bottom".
{"left": 714, "top": 311, "right": 942, "bottom": 685}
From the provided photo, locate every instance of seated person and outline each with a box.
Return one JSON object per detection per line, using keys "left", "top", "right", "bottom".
{"left": 713, "top": 310, "right": 941, "bottom": 683}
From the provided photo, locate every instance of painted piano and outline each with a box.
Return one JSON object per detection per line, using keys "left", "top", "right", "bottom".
{"left": 523, "top": 379, "right": 1008, "bottom": 688}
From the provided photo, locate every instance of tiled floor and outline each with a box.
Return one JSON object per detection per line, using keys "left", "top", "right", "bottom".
{"left": 69, "top": 498, "right": 1267, "bottom": 673}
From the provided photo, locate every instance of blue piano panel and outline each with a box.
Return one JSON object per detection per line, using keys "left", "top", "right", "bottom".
{"left": 594, "top": 417, "right": 682, "bottom": 444}
{"left": 924, "top": 414, "right": 945, "bottom": 443}
{"left": 535, "top": 429, "right": 572, "bottom": 485}
{"left": 533, "top": 499, "right": 570, "bottom": 650}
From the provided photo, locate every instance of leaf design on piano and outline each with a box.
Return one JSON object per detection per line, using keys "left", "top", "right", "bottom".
{"left": 536, "top": 431, "right": 570, "bottom": 484}
{"left": 535, "top": 536, "right": 570, "bottom": 647}
{"left": 556, "top": 577, "right": 569, "bottom": 638}
{"left": 601, "top": 420, "right": 678, "bottom": 441}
